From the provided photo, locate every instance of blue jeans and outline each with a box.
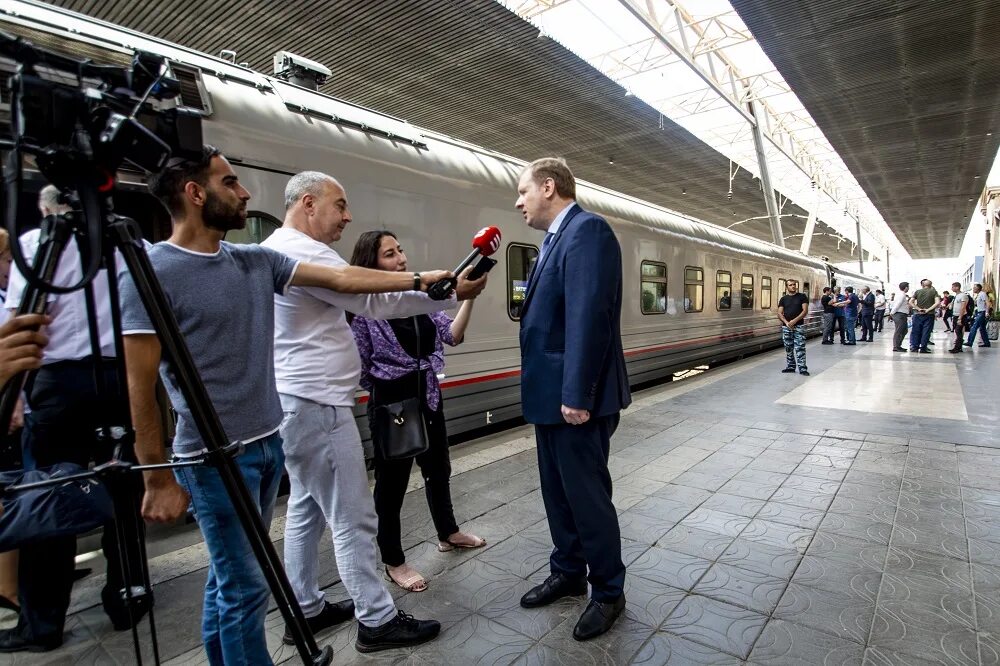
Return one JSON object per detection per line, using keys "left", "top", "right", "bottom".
{"left": 968, "top": 312, "right": 990, "bottom": 346}
{"left": 175, "top": 432, "right": 285, "bottom": 666}
{"left": 910, "top": 313, "right": 934, "bottom": 350}
{"left": 845, "top": 314, "right": 857, "bottom": 343}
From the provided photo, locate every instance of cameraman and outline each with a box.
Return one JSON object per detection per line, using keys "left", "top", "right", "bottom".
{"left": 0, "top": 187, "right": 145, "bottom": 654}
{"left": 119, "top": 146, "right": 452, "bottom": 665}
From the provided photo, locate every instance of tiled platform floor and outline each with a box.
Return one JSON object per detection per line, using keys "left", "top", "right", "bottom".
{"left": 4, "top": 326, "right": 999, "bottom": 665}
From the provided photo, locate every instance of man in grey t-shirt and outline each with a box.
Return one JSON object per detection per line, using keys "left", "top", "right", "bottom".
{"left": 119, "top": 146, "right": 450, "bottom": 665}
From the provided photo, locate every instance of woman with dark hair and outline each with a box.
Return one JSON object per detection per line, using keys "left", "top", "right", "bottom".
{"left": 350, "top": 230, "right": 484, "bottom": 593}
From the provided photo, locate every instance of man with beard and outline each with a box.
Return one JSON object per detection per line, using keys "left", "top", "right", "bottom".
{"left": 119, "top": 146, "right": 451, "bottom": 665}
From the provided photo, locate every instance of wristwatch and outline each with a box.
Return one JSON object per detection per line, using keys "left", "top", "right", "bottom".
{"left": 413, "top": 272, "right": 422, "bottom": 291}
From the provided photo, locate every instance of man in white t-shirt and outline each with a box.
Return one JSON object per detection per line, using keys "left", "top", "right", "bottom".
{"left": 262, "top": 172, "right": 486, "bottom": 653}
{"left": 949, "top": 282, "right": 969, "bottom": 353}
{"left": 889, "top": 282, "right": 911, "bottom": 352}
{"left": 873, "top": 289, "right": 887, "bottom": 332}
{"left": 965, "top": 283, "right": 992, "bottom": 348}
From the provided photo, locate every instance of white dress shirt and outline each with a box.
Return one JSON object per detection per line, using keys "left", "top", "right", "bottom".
{"left": 874, "top": 294, "right": 886, "bottom": 310}
{"left": 262, "top": 227, "right": 457, "bottom": 407}
{"left": 889, "top": 292, "right": 911, "bottom": 316}
{"left": 5, "top": 229, "right": 123, "bottom": 362}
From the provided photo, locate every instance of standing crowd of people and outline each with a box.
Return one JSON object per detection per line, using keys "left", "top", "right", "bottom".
{"left": 0, "top": 153, "right": 631, "bottom": 664}
{"left": 776, "top": 275, "right": 994, "bottom": 378}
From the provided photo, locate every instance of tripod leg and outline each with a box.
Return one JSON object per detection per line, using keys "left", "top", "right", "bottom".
{"left": 110, "top": 221, "right": 331, "bottom": 665}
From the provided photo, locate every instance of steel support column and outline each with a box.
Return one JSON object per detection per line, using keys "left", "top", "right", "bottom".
{"left": 856, "top": 217, "right": 864, "bottom": 273}
{"left": 799, "top": 206, "right": 817, "bottom": 255}
{"left": 747, "top": 99, "right": 783, "bottom": 247}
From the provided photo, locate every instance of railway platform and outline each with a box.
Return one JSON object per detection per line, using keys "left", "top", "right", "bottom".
{"left": 4, "top": 323, "right": 998, "bottom": 665}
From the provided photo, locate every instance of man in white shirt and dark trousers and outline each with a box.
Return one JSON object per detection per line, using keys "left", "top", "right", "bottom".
{"left": 262, "top": 171, "right": 486, "bottom": 652}
{"left": 950, "top": 282, "right": 969, "bottom": 353}
{"left": 965, "top": 283, "right": 992, "bottom": 348}
{"left": 889, "top": 282, "right": 911, "bottom": 352}
{"left": 874, "top": 289, "right": 887, "bottom": 332}
{"left": 0, "top": 186, "right": 145, "bottom": 653}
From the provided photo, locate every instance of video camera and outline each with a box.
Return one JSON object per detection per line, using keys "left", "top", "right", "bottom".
{"left": 1, "top": 30, "right": 203, "bottom": 188}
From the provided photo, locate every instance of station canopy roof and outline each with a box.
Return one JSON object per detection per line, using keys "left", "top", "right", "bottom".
{"left": 43, "top": 0, "right": 993, "bottom": 262}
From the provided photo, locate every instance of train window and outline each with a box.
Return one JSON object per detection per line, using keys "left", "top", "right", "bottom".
{"left": 777, "top": 278, "right": 787, "bottom": 295}
{"left": 741, "top": 274, "right": 754, "bottom": 309}
{"left": 716, "top": 271, "right": 732, "bottom": 310}
{"left": 803, "top": 281, "right": 810, "bottom": 295}
{"left": 224, "top": 211, "right": 280, "bottom": 245}
{"left": 684, "top": 266, "right": 704, "bottom": 312}
{"left": 761, "top": 276, "right": 773, "bottom": 309}
{"left": 640, "top": 261, "right": 667, "bottom": 314}
{"left": 507, "top": 243, "right": 539, "bottom": 321}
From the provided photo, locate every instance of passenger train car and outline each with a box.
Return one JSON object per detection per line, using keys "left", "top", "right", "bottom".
{"left": 0, "top": 1, "right": 882, "bottom": 446}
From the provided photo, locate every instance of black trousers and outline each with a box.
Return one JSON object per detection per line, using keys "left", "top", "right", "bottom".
{"left": 860, "top": 312, "right": 874, "bottom": 340}
{"left": 874, "top": 309, "right": 885, "bottom": 332}
{"left": 16, "top": 360, "right": 144, "bottom": 642}
{"left": 372, "top": 403, "right": 458, "bottom": 567}
{"left": 535, "top": 413, "right": 625, "bottom": 602}
{"left": 832, "top": 316, "right": 846, "bottom": 342}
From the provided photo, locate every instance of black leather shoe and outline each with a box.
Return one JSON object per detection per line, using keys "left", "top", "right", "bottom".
{"left": 573, "top": 595, "right": 626, "bottom": 641}
{"left": 283, "top": 599, "right": 355, "bottom": 645}
{"left": 980, "top": 344, "right": 991, "bottom": 348}
{"left": 520, "top": 573, "right": 588, "bottom": 608}
{"left": 918, "top": 349, "right": 932, "bottom": 354}
{"left": 892, "top": 347, "right": 907, "bottom": 352}
{"left": 949, "top": 348, "right": 963, "bottom": 353}
{"left": 355, "top": 610, "right": 440, "bottom": 653}
{"left": 780, "top": 367, "right": 796, "bottom": 373}
{"left": 0, "top": 629, "right": 61, "bottom": 653}
{"left": 799, "top": 370, "right": 810, "bottom": 376}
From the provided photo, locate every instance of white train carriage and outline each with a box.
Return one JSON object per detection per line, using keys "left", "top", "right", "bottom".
{"left": 0, "top": 0, "right": 883, "bottom": 447}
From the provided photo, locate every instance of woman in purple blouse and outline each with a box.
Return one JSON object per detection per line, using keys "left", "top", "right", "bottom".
{"left": 350, "top": 231, "right": 485, "bottom": 592}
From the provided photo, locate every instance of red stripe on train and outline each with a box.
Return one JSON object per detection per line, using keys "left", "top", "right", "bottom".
{"left": 354, "top": 328, "right": 777, "bottom": 404}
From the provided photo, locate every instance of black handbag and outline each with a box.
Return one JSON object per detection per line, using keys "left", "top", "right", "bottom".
{"left": 370, "top": 317, "right": 430, "bottom": 460}
{"left": 0, "top": 462, "right": 114, "bottom": 551}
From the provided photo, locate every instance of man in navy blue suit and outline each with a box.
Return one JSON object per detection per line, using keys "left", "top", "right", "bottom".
{"left": 514, "top": 158, "right": 631, "bottom": 641}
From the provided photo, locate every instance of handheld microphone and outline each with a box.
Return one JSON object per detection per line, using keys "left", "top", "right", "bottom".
{"left": 427, "top": 226, "right": 501, "bottom": 300}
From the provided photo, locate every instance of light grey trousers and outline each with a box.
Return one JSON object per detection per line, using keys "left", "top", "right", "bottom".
{"left": 821, "top": 312, "right": 834, "bottom": 342}
{"left": 279, "top": 393, "right": 396, "bottom": 628}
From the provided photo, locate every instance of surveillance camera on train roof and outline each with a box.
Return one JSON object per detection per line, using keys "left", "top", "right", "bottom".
{"left": 273, "top": 51, "right": 331, "bottom": 90}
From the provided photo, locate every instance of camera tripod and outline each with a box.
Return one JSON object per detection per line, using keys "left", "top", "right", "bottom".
{"left": 0, "top": 183, "right": 333, "bottom": 665}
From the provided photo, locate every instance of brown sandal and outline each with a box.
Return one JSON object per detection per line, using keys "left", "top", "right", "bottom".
{"left": 385, "top": 566, "right": 427, "bottom": 592}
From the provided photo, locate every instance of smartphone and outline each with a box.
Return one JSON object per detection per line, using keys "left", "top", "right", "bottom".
{"left": 467, "top": 256, "right": 497, "bottom": 281}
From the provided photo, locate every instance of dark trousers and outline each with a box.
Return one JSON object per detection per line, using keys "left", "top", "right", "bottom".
{"left": 535, "top": 413, "right": 625, "bottom": 602}
{"left": 372, "top": 404, "right": 458, "bottom": 567}
{"left": 860, "top": 312, "right": 874, "bottom": 340}
{"left": 943, "top": 312, "right": 953, "bottom": 331}
{"left": 952, "top": 317, "right": 967, "bottom": 351}
{"left": 910, "top": 313, "right": 934, "bottom": 351}
{"left": 874, "top": 309, "right": 885, "bottom": 332}
{"left": 832, "top": 316, "right": 845, "bottom": 342}
{"left": 16, "top": 360, "right": 144, "bottom": 643}
{"left": 892, "top": 313, "right": 909, "bottom": 349}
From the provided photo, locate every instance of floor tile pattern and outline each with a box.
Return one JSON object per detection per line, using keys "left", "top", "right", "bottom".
{"left": 6, "top": 332, "right": 999, "bottom": 665}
